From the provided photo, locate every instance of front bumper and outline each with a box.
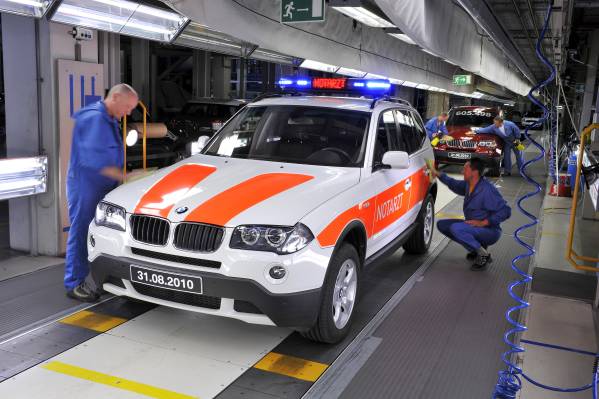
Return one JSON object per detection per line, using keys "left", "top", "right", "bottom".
{"left": 90, "top": 254, "right": 321, "bottom": 329}
{"left": 434, "top": 150, "right": 501, "bottom": 166}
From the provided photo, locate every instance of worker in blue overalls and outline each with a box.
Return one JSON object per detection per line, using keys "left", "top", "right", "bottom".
{"left": 429, "top": 158, "right": 511, "bottom": 270}
{"left": 475, "top": 116, "right": 524, "bottom": 176}
{"left": 424, "top": 112, "right": 449, "bottom": 143}
{"left": 65, "top": 84, "right": 138, "bottom": 302}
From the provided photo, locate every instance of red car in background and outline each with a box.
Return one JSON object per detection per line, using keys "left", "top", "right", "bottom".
{"left": 433, "top": 106, "right": 504, "bottom": 176}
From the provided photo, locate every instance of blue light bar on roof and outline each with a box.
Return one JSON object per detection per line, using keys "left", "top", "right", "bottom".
{"left": 277, "top": 77, "right": 391, "bottom": 94}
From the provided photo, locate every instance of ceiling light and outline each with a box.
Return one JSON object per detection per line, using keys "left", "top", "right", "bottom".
{"left": 332, "top": 6, "right": 395, "bottom": 28}
{"left": 251, "top": 48, "right": 296, "bottom": 65}
{"left": 416, "top": 83, "right": 430, "bottom": 90}
{"left": 0, "top": 0, "right": 54, "bottom": 17}
{"left": 175, "top": 23, "right": 243, "bottom": 56}
{"left": 300, "top": 59, "right": 339, "bottom": 73}
{"left": 388, "top": 78, "right": 404, "bottom": 85}
{"left": 428, "top": 87, "right": 441, "bottom": 92}
{"left": 365, "top": 73, "right": 387, "bottom": 79}
{"left": 402, "top": 81, "right": 418, "bottom": 87}
{"left": 51, "top": 0, "right": 188, "bottom": 43}
{"left": 443, "top": 58, "right": 458, "bottom": 66}
{"left": 337, "top": 67, "right": 367, "bottom": 78}
{"left": 388, "top": 33, "right": 416, "bottom": 45}
{"left": 422, "top": 48, "right": 438, "bottom": 57}
{"left": 0, "top": 156, "right": 47, "bottom": 201}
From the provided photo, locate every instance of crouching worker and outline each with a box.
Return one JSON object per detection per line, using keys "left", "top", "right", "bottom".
{"left": 429, "top": 158, "right": 511, "bottom": 270}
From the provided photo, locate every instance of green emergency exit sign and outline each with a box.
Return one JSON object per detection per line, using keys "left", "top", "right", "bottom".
{"left": 281, "top": 0, "right": 325, "bottom": 23}
{"left": 453, "top": 74, "right": 472, "bottom": 86}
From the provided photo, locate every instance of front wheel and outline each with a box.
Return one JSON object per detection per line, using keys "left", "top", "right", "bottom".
{"left": 300, "top": 243, "right": 360, "bottom": 343}
{"left": 403, "top": 194, "right": 434, "bottom": 254}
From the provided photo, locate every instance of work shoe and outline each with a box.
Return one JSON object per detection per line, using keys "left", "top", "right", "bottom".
{"left": 466, "top": 251, "right": 477, "bottom": 260}
{"left": 471, "top": 253, "right": 493, "bottom": 271}
{"left": 66, "top": 282, "right": 100, "bottom": 303}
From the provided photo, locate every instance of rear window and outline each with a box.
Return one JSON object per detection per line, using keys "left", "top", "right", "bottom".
{"left": 447, "top": 109, "right": 496, "bottom": 127}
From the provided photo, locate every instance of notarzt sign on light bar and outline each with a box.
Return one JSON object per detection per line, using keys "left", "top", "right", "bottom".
{"left": 312, "top": 78, "right": 346, "bottom": 90}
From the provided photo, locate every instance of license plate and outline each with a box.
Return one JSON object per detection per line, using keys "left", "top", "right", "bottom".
{"left": 130, "top": 265, "right": 203, "bottom": 294}
{"left": 448, "top": 152, "right": 471, "bottom": 160}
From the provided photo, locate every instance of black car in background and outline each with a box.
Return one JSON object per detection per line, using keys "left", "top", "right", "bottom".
{"left": 126, "top": 98, "right": 247, "bottom": 169}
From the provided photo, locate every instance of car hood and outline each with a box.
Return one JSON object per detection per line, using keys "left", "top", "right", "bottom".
{"left": 105, "top": 155, "right": 361, "bottom": 227}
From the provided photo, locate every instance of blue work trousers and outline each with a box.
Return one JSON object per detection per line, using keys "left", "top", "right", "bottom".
{"left": 503, "top": 143, "right": 524, "bottom": 173}
{"left": 64, "top": 176, "right": 114, "bottom": 291}
{"left": 437, "top": 219, "right": 502, "bottom": 252}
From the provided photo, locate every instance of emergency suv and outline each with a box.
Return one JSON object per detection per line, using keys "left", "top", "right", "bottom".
{"left": 433, "top": 106, "right": 503, "bottom": 176}
{"left": 88, "top": 77, "right": 437, "bottom": 343}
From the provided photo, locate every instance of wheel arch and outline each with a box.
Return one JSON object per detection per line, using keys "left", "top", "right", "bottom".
{"left": 332, "top": 220, "right": 368, "bottom": 268}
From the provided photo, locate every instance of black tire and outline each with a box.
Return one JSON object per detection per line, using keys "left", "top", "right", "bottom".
{"left": 300, "top": 243, "right": 360, "bottom": 344}
{"left": 403, "top": 194, "right": 434, "bottom": 254}
{"left": 488, "top": 161, "right": 501, "bottom": 177}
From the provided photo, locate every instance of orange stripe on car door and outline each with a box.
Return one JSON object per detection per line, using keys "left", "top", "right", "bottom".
{"left": 317, "top": 200, "right": 376, "bottom": 247}
{"left": 185, "top": 173, "right": 314, "bottom": 226}
{"left": 134, "top": 164, "right": 216, "bottom": 218}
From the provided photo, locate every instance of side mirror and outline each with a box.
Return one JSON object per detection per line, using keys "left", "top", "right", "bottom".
{"left": 191, "top": 135, "right": 210, "bottom": 155}
{"left": 382, "top": 151, "right": 410, "bottom": 169}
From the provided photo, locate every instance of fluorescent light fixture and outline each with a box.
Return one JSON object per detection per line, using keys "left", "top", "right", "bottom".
{"left": 300, "top": 59, "right": 339, "bottom": 73}
{"left": 251, "top": 48, "right": 295, "bottom": 65}
{"left": 337, "top": 67, "right": 367, "bottom": 78}
{"left": 472, "top": 91, "right": 485, "bottom": 99}
{"left": 388, "top": 78, "right": 404, "bottom": 85}
{"left": 416, "top": 83, "right": 430, "bottom": 90}
{"left": 175, "top": 24, "right": 243, "bottom": 56}
{"left": 0, "top": 0, "right": 53, "bottom": 17}
{"left": 332, "top": 6, "right": 395, "bottom": 28}
{"left": 438, "top": 88, "right": 448, "bottom": 93}
{"left": 388, "top": 33, "right": 416, "bottom": 45}
{"left": 51, "top": 0, "right": 188, "bottom": 43}
{"left": 444, "top": 58, "right": 458, "bottom": 66}
{"left": 365, "top": 73, "right": 387, "bottom": 80}
{"left": 422, "top": 48, "right": 438, "bottom": 57}
{"left": 402, "top": 81, "right": 418, "bottom": 87}
{"left": 0, "top": 156, "right": 47, "bottom": 201}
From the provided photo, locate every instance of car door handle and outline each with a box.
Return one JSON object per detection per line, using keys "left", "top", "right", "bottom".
{"left": 404, "top": 179, "right": 412, "bottom": 190}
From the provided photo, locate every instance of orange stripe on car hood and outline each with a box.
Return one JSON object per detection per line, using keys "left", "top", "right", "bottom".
{"left": 185, "top": 173, "right": 314, "bottom": 226}
{"left": 134, "top": 164, "right": 216, "bottom": 218}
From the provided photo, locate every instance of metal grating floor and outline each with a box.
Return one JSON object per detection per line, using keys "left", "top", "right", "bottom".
{"left": 335, "top": 170, "right": 546, "bottom": 399}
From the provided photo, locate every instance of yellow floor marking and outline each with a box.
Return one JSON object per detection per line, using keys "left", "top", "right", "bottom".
{"left": 59, "top": 310, "right": 128, "bottom": 333}
{"left": 254, "top": 352, "right": 328, "bottom": 382}
{"left": 42, "top": 361, "right": 198, "bottom": 399}
{"left": 435, "top": 212, "right": 465, "bottom": 219}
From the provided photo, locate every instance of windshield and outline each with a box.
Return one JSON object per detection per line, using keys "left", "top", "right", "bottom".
{"left": 203, "top": 105, "right": 371, "bottom": 167}
{"left": 447, "top": 109, "right": 496, "bottom": 127}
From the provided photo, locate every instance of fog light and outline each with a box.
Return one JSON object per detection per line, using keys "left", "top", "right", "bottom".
{"left": 89, "top": 234, "right": 95, "bottom": 248}
{"left": 269, "top": 265, "right": 286, "bottom": 280}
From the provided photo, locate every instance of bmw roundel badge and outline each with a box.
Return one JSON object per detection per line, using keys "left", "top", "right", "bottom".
{"left": 175, "top": 206, "right": 189, "bottom": 214}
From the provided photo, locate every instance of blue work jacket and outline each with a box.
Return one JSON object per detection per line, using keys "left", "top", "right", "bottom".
{"left": 439, "top": 173, "right": 511, "bottom": 229}
{"left": 67, "top": 101, "right": 123, "bottom": 193}
{"left": 475, "top": 120, "right": 521, "bottom": 143}
{"left": 424, "top": 117, "right": 449, "bottom": 139}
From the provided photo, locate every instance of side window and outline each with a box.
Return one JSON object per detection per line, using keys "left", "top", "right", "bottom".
{"left": 395, "top": 109, "right": 421, "bottom": 154}
{"left": 373, "top": 110, "right": 396, "bottom": 167}
{"left": 411, "top": 112, "right": 427, "bottom": 147}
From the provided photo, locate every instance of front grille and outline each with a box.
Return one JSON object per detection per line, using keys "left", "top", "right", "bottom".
{"left": 130, "top": 247, "right": 221, "bottom": 269}
{"left": 132, "top": 283, "right": 221, "bottom": 309}
{"left": 174, "top": 223, "right": 225, "bottom": 253}
{"left": 446, "top": 139, "right": 476, "bottom": 149}
{"left": 234, "top": 300, "right": 263, "bottom": 314}
{"left": 130, "top": 215, "right": 170, "bottom": 246}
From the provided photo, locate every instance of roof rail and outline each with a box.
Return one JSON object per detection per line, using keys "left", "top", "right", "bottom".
{"left": 250, "top": 91, "right": 304, "bottom": 103}
{"left": 370, "top": 96, "right": 412, "bottom": 109}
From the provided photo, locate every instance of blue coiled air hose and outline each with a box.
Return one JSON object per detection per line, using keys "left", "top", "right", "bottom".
{"left": 492, "top": 2, "right": 599, "bottom": 398}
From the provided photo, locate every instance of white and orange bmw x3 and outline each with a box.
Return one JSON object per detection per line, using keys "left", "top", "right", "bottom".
{"left": 89, "top": 77, "right": 437, "bottom": 343}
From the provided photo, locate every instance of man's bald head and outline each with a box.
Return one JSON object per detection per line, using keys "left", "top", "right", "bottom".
{"left": 105, "top": 84, "right": 139, "bottom": 119}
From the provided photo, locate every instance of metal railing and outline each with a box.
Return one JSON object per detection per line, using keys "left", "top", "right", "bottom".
{"left": 121, "top": 100, "right": 148, "bottom": 179}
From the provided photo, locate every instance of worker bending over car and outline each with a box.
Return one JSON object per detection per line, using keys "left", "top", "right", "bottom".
{"left": 475, "top": 116, "right": 524, "bottom": 176}
{"left": 65, "top": 84, "right": 139, "bottom": 302}
{"left": 425, "top": 112, "right": 449, "bottom": 145}
{"left": 429, "top": 158, "right": 511, "bottom": 270}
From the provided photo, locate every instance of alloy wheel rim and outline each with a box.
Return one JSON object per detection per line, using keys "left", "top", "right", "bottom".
{"left": 423, "top": 201, "right": 433, "bottom": 244}
{"left": 332, "top": 259, "right": 357, "bottom": 330}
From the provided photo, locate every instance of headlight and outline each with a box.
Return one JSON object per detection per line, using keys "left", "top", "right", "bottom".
{"left": 230, "top": 223, "right": 314, "bottom": 254}
{"left": 95, "top": 202, "right": 126, "bottom": 231}
{"left": 477, "top": 141, "right": 497, "bottom": 148}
